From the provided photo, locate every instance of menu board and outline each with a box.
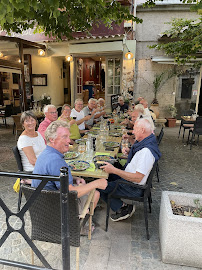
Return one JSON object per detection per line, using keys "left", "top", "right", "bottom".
{"left": 111, "top": 94, "right": 119, "bottom": 111}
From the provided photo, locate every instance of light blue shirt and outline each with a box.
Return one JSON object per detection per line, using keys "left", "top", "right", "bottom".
{"left": 32, "top": 145, "right": 73, "bottom": 190}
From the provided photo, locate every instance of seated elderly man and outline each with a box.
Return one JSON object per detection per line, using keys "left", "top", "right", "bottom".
{"left": 116, "top": 96, "right": 128, "bottom": 113}
{"left": 71, "top": 98, "right": 94, "bottom": 133}
{"left": 38, "top": 105, "right": 58, "bottom": 142}
{"left": 135, "top": 104, "right": 155, "bottom": 132}
{"left": 100, "top": 119, "right": 161, "bottom": 222}
{"left": 139, "top": 99, "right": 152, "bottom": 118}
{"left": 32, "top": 120, "right": 107, "bottom": 209}
{"left": 97, "top": 98, "right": 105, "bottom": 109}
{"left": 83, "top": 98, "right": 105, "bottom": 128}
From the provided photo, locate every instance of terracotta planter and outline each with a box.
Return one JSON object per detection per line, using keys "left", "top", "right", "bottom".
{"left": 150, "top": 104, "right": 160, "bottom": 119}
{"left": 167, "top": 118, "right": 176, "bottom": 127}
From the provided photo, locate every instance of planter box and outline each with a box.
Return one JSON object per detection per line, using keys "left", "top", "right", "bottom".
{"left": 159, "top": 191, "right": 202, "bottom": 268}
{"left": 166, "top": 118, "right": 176, "bottom": 127}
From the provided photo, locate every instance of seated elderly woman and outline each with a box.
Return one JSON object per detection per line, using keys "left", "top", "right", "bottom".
{"left": 17, "top": 111, "right": 46, "bottom": 183}
{"left": 59, "top": 104, "right": 92, "bottom": 141}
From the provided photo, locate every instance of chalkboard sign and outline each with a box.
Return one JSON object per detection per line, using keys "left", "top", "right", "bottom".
{"left": 111, "top": 94, "right": 119, "bottom": 111}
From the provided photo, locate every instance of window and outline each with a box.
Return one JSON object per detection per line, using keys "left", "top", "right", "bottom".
{"left": 181, "top": 78, "right": 194, "bottom": 99}
{"left": 107, "top": 58, "right": 121, "bottom": 95}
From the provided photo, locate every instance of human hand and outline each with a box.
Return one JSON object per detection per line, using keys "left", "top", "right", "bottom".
{"left": 75, "top": 177, "right": 86, "bottom": 185}
{"left": 100, "top": 162, "right": 116, "bottom": 174}
{"left": 70, "top": 119, "right": 76, "bottom": 125}
{"left": 95, "top": 178, "right": 108, "bottom": 190}
{"left": 122, "top": 134, "right": 130, "bottom": 140}
{"left": 85, "top": 115, "right": 91, "bottom": 121}
{"left": 122, "top": 147, "right": 130, "bottom": 156}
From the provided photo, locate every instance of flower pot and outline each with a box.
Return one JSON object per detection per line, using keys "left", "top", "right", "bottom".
{"left": 150, "top": 104, "right": 160, "bottom": 119}
{"left": 159, "top": 191, "right": 202, "bottom": 268}
{"left": 166, "top": 118, "right": 176, "bottom": 127}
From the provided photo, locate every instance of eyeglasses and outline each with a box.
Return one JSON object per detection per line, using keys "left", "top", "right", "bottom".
{"left": 49, "top": 111, "right": 57, "bottom": 114}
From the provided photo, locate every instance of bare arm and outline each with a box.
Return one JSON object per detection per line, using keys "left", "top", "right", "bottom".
{"left": 75, "top": 115, "right": 92, "bottom": 125}
{"left": 69, "top": 178, "right": 108, "bottom": 198}
{"left": 22, "top": 146, "right": 37, "bottom": 166}
{"left": 101, "top": 163, "right": 144, "bottom": 183}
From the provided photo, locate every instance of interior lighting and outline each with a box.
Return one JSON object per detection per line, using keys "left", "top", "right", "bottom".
{"left": 125, "top": 51, "right": 134, "bottom": 60}
{"left": 38, "top": 49, "right": 45, "bottom": 56}
{"left": 0, "top": 52, "right": 3, "bottom": 57}
{"left": 65, "top": 55, "right": 73, "bottom": 62}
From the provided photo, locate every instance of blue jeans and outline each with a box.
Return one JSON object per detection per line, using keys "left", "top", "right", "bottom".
{"left": 99, "top": 179, "right": 143, "bottom": 212}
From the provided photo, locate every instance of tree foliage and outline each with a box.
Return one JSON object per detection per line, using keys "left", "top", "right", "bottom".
{"left": 150, "top": 17, "right": 202, "bottom": 67}
{"left": 0, "top": 0, "right": 143, "bottom": 39}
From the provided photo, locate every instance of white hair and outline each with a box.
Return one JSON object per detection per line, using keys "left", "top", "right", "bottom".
{"left": 88, "top": 98, "right": 96, "bottom": 104}
{"left": 43, "top": 104, "right": 57, "bottom": 114}
{"left": 98, "top": 98, "right": 105, "bottom": 103}
{"left": 45, "top": 120, "right": 70, "bottom": 144}
{"left": 135, "top": 118, "right": 153, "bottom": 133}
{"left": 75, "top": 98, "right": 83, "bottom": 105}
{"left": 135, "top": 104, "right": 145, "bottom": 114}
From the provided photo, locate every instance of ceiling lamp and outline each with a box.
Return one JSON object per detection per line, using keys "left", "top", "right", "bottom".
{"left": 0, "top": 52, "right": 3, "bottom": 57}
{"left": 65, "top": 55, "right": 73, "bottom": 62}
{"left": 38, "top": 49, "right": 45, "bottom": 56}
{"left": 125, "top": 51, "right": 134, "bottom": 60}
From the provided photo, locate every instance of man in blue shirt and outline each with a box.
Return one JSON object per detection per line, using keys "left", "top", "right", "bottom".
{"left": 33, "top": 120, "right": 107, "bottom": 206}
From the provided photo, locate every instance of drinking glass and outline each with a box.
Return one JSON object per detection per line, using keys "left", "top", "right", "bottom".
{"left": 121, "top": 139, "right": 129, "bottom": 157}
{"left": 78, "top": 143, "right": 86, "bottom": 159}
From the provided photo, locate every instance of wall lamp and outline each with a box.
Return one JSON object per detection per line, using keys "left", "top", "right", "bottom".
{"left": 125, "top": 51, "right": 134, "bottom": 60}
{"left": 38, "top": 49, "right": 46, "bottom": 56}
{"left": 65, "top": 55, "right": 73, "bottom": 62}
{"left": 0, "top": 52, "right": 3, "bottom": 57}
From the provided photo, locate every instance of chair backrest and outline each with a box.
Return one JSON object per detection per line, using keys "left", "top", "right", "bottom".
{"left": 157, "top": 127, "right": 164, "bottom": 145}
{"left": 22, "top": 185, "right": 80, "bottom": 247}
{"left": 183, "top": 109, "right": 194, "bottom": 116}
{"left": 194, "top": 116, "right": 202, "bottom": 135}
{"left": 12, "top": 146, "right": 23, "bottom": 171}
{"left": 5, "top": 104, "right": 13, "bottom": 117}
{"left": 144, "top": 162, "right": 157, "bottom": 196}
{"left": 12, "top": 115, "right": 23, "bottom": 131}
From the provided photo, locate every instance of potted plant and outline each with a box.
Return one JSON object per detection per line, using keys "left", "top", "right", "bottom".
{"left": 167, "top": 105, "right": 177, "bottom": 127}
{"left": 159, "top": 191, "right": 202, "bottom": 268}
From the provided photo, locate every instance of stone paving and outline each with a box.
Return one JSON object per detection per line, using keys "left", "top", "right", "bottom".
{"left": 0, "top": 118, "right": 202, "bottom": 270}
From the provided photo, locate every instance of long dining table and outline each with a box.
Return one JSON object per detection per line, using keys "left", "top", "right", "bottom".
{"left": 65, "top": 131, "right": 122, "bottom": 179}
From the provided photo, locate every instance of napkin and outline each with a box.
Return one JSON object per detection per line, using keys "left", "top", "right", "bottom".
{"left": 86, "top": 163, "right": 95, "bottom": 172}
{"left": 95, "top": 152, "right": 111, "bottom": 156}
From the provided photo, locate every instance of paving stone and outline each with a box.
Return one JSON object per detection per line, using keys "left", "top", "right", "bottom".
{"left": 0, "top": 124, "right": 201, "bottom": 269}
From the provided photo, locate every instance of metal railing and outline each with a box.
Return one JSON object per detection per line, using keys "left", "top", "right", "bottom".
{"left": 0, "top": 167, "right": 70, "bottom": 270}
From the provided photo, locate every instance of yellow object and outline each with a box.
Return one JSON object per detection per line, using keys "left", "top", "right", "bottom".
{"left": 95, "top": 152, "right": 111, "bottom": 156}
{"left": 58, "top": 117, "right": 81, "bottom": 140}
{"left": 86, "top": 163, "right": 95, "bottom": 172}
{"left": 13, "top": 178, "right": 21, "bottom": 193}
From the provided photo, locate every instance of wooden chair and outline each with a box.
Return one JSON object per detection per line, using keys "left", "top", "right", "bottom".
{"left": 178, "top": 110, "right": 194, "bottom": 141}
{"left": 12, "top": 114, "right": 23, "bottom": 140}
{"left": 22, "top": 185, "right": 95, "bottom": 270}
{"left": 105, "top": 163, "right": 157, "bottom": 240}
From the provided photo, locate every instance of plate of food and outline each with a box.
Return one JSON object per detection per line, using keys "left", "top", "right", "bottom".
{"left": 75, "top": 138, "right": 87, "bottom": 144}
{"left": 64, "top": 152, "right": 79, "bottom": 160}
{"left": 67, "top": 160, "right": 90, "bottom": 171}
{"left": 88, "top": 130, "right": 98, "bottom": 135}
{"left": 103, "top": 141, "right": 120, "bottom": 148}
{"left": 93, "top": 155, "right": 115, "bottom": 169}
{"left": 109, "top": 131, "right": 122, "bottom": 137}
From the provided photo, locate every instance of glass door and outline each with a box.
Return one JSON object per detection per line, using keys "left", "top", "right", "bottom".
{"left": 106, "top": 57, "right": 122, "bottom": 108}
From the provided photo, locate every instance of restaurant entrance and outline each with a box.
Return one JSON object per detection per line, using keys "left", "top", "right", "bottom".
{"left": 75, "top": 55, "right": 122, "bottom": 108}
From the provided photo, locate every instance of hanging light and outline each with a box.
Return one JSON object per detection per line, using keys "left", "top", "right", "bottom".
{"left": 0, "top": 52, "right": 3, "bottom": 57}
{"left": 125, "top": 51, "right": 134, "bottom": 60}
{"left": 18, "top": 59, "right": 21, "bottom": 63}
{"left": 38, "top": 49, "right": 45, "bottom": 56}
{"left": 65, "top": 55, "right": 73, "bottom": 62}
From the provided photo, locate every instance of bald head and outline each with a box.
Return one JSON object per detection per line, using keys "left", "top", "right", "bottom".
{"left": 139, "top": 99, "right": 148, "bottom": 108}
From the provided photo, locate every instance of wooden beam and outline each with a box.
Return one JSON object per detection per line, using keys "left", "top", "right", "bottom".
{"left": 0, "top": 36, "right": 46, "bottom": 50}
{"left": 0, "top": 59, "right": 23, "bottom": 69}
{"left": 19, "top": 41, "right": 27, "bottom": 111}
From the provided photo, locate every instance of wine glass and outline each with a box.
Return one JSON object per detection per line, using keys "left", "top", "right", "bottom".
{"left": 121, "top": 139, "right": 129, "bottom": 157}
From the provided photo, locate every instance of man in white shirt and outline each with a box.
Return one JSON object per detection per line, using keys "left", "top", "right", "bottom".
{"left": 70, "top": 98, "right": 94, "bottom": 133}
{"left": 100, "top": 119, "right": 161, "bottom": 222}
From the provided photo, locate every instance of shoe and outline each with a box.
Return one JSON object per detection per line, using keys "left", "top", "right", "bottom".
{"left": 128, "top": 204, "right": 136, "bottom": 217}
{"left": 110, "top": 204, "right": 135, "bottom": 222}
